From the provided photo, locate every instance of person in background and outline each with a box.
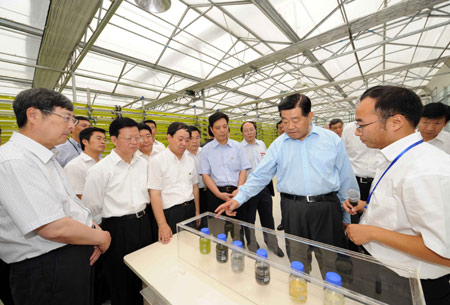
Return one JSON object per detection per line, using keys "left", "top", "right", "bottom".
{"left": 199, "top": 111, "right": 251, "bottom": 241}
{"left": 329, "top": 118, "right": 344, "bottom": 137}
{"left": 324, "top": 121, "right": 331, "bottom": 129}
{"left": 276, "top": 120, "right": 284, "bottom": 135}
{"left": 65, "top": 127, "right": 106, "bottom": 199}
{"left": 56, "top": 115, "right": 91, "bottom": 167}
{"left": 344, "top": 86, "right": 450, "bottom": 305}
{"left": 148, "top": 122, "right": 199, "bottom": 244}
{"left": 240, "top": 121, "right": 284, "bottom": 257}
{"left": 143, "top": 119, "right": 165, "bottom": 151}
{"left": 0, "top": 88, "right": 111, "bottom": 305}
{"left": 186, "top": 125, "right": 207, "bottom": 218}
{"left": 137, "top": 123, "right": 160, "bottom": 161}
{"left": 216, "top": 93, "right": 358, "bottom": 278}
{"left": 417, "top": 102, "right": 450, "bottom": 154}
{"left": 83, "top": 117, "right": 152, "bottom": 305}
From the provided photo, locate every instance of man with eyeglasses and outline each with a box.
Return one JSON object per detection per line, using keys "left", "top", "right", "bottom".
{"left": 83, "top": 117, "right": 152, "bottom": 305}
{"left": 56, "top": 115, "right": 92, "bottom": 167}
{"left": 0, "top": 88, "right": 111, "bottom": 305}
{"left": 136, "top": 123, "right": 163, "bottom": 161}
{"left": 344, "top": 86, "right": 450, "bottom": 305}
{"left": 216, "top": 94, "right": 358, "bottom": 280}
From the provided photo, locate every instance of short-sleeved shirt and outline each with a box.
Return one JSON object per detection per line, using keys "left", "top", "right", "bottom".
{"left": 199, "top": 138, "right": 251, "bottom": 187}
{"left": 185, "top": 147, "right": 204, "bottom": 188}
{"left": 0, "top": 132, "right": 92, "bottom": 263}
{"left": 241, "top": 139, "right": 267, "bottom": 175}
{"left": 82, "top": 150, "right": 149, "bottom": 224}
{"left": 148, "top": 148, "right": 199, "bottom": 209}
{"left": 360, "top": 132, "right": 450, "bottom": 279}
{"left": 55, "top": 137, "right": 82, "bottom": 167}
{"left": 64, "top": 153, "right": 96, "bottom": 195}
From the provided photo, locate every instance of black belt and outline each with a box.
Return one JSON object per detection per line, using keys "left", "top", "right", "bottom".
{"left": 103, "top": 205, "right": 149, "bottom": 221}
{"left": 280, "top": 192, "right": 337, "bottom": 203}
{"left": 168, "top": 200, "right": 194, "bottom": 210}
{"left": 356, "top": 176, "right": 374, "bottom": 184}
{"left": 218, "top": 185, "right": 237, "bottom": 193}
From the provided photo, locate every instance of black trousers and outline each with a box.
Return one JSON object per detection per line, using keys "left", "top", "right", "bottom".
{"left": 246, "top": 186, "right": 280, "bottom": 252}
{"left": 164, "top": 200, "right": 195, "bottom": 234}
{"left": 0, "top": 259, "right": 14, "bottom": 305}
{"left": 282, "top": 194, "right": 349, "bottom": 281}
{"left": 206, "top": 188, "right": 249, "bottom": 244}
{"left": 9, "top": 245, "right": 92, "bottom": 305}
{"left": 101, "top": 212, "right": 152, "bottom": 305}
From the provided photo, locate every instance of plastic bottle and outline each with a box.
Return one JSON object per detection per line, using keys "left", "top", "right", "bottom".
{"left": 199, "top": 227, "right": 211, "bottom": 254}
{"left": 231, "top": 240, "right": 245, "bottom": 273}
{"left": 216, "top": 233, "right": 228, "bottom": 263}
{"left": 324, "top": 272, "right": 345, "bottom": 305}
{"left": 255, "top": 248, "right": 270, "bottom": 285}
{"left": 289, "top": 261, "right": 307, "bottom": 303}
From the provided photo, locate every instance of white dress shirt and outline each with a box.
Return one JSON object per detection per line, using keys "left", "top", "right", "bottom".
{"left": 136, "top": 147, "right": 161, "bottom": 162}
{"left": 341, "top": 122, "right": 379, "bottom": 178}
{"left": 185, "top": 147, "right": 204, "bottom": 188}
{"left": 154, "top": 139, "right": 166, "bottom": 150}
{"left": 427, "top": 129, "right": 450, "bottom": 154}
{"left": 64, "top": 152, "right": 97, "bottom": 195}
{"left": 241, "top": 138, "right": 266, "bottom": 175}
{"left": 148, "top": 148, "right": 199, "bottom": 210}
{"left": 82, "top": 150, "right": 149, "bottom": 224}
{"left": 0, "top": 132, "right": 92, "bottom": 263}
{"left": 360, "top": 132, "right": 450, "bottom": 279}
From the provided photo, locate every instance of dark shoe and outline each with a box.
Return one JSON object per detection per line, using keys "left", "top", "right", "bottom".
{"left": 277, "top": 224, "right": 284, "bottom": 231}
{"left": 247, "top": 241, "right": 260, "bottom": 253}
{"left": 270, "top": 246, "right": 284, "bottom": 258}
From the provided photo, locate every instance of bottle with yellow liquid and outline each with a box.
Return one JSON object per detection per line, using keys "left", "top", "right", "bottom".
{"left": 199, "top": 227, "right": 211, "bottom": 254}
{"left": 289, "top": 261, "right": 307, "bottom": 303}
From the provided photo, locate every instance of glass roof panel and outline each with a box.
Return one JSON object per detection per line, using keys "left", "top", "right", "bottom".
{"left": 0, "top": 0, "right": 49, "bottom": 30}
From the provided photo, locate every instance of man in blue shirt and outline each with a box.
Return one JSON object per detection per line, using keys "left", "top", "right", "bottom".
{"left": 199, "top": 112, "right": 251, "bottom": 242}
{"left": 216, "top": 93, "right": 358, "bottom": 277}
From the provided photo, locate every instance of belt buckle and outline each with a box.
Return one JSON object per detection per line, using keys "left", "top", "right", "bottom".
{"left": 136, "top": 210, "right": 145, "bottom": 218}
{"left": 306, "top": 195, "right": 313, "bottom": 203}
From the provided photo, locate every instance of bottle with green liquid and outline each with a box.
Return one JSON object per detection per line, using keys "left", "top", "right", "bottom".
{"left": 199, "top": 227, "right": 211, "bottom": 254}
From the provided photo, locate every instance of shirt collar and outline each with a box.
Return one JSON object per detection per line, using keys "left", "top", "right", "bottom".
{"left": 282, "top": 123, "right": 318, "bottom": 142}
{"left": 10, "top": 132, "right": 56, "bottom": 164}
{"left": 380, "top": 132, "right": 422, "bottom": 162}
{"left": 110, "top": 149, "right": 140, "bottom": 165}
{"left": 211, "top": 138, "right": 232, "bottom": 148}
{"left": 241, "top": 138, "right": 260, "bottom": 147}
{"left": 80, "top": 152, "right": 95, "bottom": 162}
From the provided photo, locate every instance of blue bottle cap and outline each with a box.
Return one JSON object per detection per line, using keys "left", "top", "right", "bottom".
{"left": 291, "top": 261, "right": 305, "bottom": 272}
{"left": 217, "top": 233, "right": 227, "bottom": 241}
{"left": 256, "top": 248, "right": 268, "bottom": 258}
{"left": 232, "top": 240, "right": 243, "bottom": 248}
{"left": 325, "top": 272, "right": 342, "bottom": 287}
{"left": 200, "top": 227, "right": 210, "bottom": 235}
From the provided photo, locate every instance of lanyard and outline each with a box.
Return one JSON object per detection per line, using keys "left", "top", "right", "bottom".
{"left": 366, "top": 139, "right": 423, "bottom": 206}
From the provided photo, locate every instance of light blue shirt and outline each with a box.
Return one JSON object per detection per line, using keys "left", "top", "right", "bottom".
{"left": 241, "top": 139, "right": 267, "bottom": 175}
{"left": 199, "top": 138, "right": 251, "bottom": 187}
{"left": 56, "top": 137, "right": 82, "bottom": 167}
{"left": 235, "top": 125, "right": 358, "bottom": 223}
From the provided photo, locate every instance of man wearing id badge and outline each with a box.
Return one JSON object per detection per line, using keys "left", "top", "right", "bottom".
{"left": 344, "top": 86, "right": 450, "bottom": 305}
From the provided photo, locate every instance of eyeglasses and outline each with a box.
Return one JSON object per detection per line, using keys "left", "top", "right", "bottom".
{"left": 43, "top": 110, "right": 78, "bottom": 125}
{"left": 119, "top": 136, "right": 142, "bottom": 143}
{"left": 355, "top": 115, "right": 393, "bottom": 130}
{"left": 139, "top": 134, "right": 153, "bottom": 141}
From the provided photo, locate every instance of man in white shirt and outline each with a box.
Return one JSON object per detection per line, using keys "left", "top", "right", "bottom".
{"left": 0, "top": 88, "right": 111, "bottom": 305}
{"left": 417, "top": 102, "right": 450, "bottom": 154}
{"left": 144, "top": 119, "right": 166, "bottom": 151}
{"left": 186, "top": 126, "right": 206, "bottom": 214}
{"left": 83, "top": 117, "right": 152, "bottom": 305}
{"left": 148, "top": 122, "right": 200, "bottom": 244}
{"left": 240, "top": 121, "right": 284, "bottom": 257}
{"left": 136, "top": 123, "right": 163, "bottom": 161}
{"left": 64, "top": 127, "right": 106, "bottom": 199}
{"left": 56, "top": 115, "right": 91, "bottom": 167}
{"left": 344, "top": 86, "right": 450, "bottom": 305}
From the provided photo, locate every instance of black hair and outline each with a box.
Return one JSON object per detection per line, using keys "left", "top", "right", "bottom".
{"left": 329, "top": 118, "right": 343, "bottom": 128}
{"left": 188, "top": 125, "right": 201, "bottom": 136}
{"left": 278, "top": 93, "right": 311, "bottom": 116}
{"left": 143, "top": 119, "right": 157, "bottom": 128}
{"left": 137, "top": 123, "right": 152, "bottom": 134}
{"left": 421, "top": 102, "right": 450, "bottom": 122}
{"left": 276, "top": 120, "right": 282, "bottom": 128}
{"left": 360, "top": 86, "right": 423, "bottom": 127}
{"left": 167, "top": 122, "right": 190, "bottom": 137}
{"left": 208, "top": 111, "right": 229, "bottom": 132}
{"left": 79, "top": 127, "right": 106, "bottom": 151}
{"left": 109, "top": 117, "right": 138, "bottom": 137}
{"left": 240, "top": 121, "right": 257, "bottom": 133}
{"left": 13, "top": 88, "right": 73, "bottom": 128}
{"left": 75, "top": 116, "right": 90, "bottom": 123}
